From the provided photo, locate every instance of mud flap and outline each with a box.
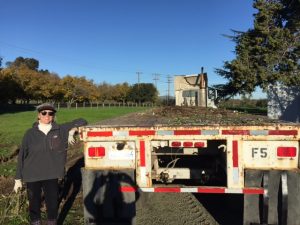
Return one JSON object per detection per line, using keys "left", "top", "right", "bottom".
{"left": 244, "top": 170, "right": 300, "bottom": 225}
{"left": 244, "top": 170, "right": 281, "bottom": 225}
{"left": 244, "top": 170, "right": 263, "bottom": 225}
{"left": 287, "top": 171, "right": 300, "bottom": 225}
{"left": 81, "top": 169, "right": 137, "bottom": 225}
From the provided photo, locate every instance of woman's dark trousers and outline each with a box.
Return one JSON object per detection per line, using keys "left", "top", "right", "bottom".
{"left": 26, "top": 179, "right": 59, "bottom": 223}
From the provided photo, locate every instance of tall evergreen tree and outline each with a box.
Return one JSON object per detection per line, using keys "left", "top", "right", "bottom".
{"left": 216, "top": 0, "right": 300, "bottom": 97}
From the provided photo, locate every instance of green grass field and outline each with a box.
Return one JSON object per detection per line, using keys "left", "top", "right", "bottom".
{"left": 0, "top": 107, "right": 150, "bottom": 176}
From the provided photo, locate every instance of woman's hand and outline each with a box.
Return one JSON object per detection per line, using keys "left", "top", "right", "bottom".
{"left": 13, "top": 179, "right": 22, "bottom": 193}
{"left": 68, "top": 128, "right": 78, "bottom": 145}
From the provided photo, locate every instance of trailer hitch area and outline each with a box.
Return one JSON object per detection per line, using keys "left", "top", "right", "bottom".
{"left": 160, "top": 171, "right": 171, "bottom": 183}
{"left": 115, "top": 141, "right": 135, "bottom": 150}
{"left": 116, "top": 142, "right": 126, "bottom": 150}
{"left": 200, "top": 170, "right": 210, "bottom": 185}
{"left": 218, "top": 144, "right": 227, "bottom": 152}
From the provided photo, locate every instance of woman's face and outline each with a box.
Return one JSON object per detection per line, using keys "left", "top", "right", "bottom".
{"left": 38, "top": 110, "right": 55, "bottom": 124}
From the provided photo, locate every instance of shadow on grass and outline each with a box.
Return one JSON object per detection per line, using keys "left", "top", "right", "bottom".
{"left": 57, "top": 157, "right": 84, "bottom": 225}
{"left": 0, "top": 104, "right": 36, "bottom": 114}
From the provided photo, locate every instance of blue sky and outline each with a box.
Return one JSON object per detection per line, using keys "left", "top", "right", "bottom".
{"left": 0, "top": 0, "right": 264, "bottom": 98}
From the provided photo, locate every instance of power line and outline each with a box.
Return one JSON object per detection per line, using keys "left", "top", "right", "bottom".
{"left": 0, "top": 40, "right": 179, "bottom": 97}
{"left": 0, "top": 40, "right": 179, "bottom": 80}
{"left": 0, "top": 40, "right": 160, "bottom": 76}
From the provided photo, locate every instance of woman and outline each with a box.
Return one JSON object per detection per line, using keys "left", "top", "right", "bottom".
{"left": 14, "top": 103, "right": 87, "bottom": 225}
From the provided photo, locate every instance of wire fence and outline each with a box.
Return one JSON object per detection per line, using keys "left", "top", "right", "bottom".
{"left": 57, "top": 102, "right": 156, "bottom": 109}
{"left": 0, "top": 102, "right": 157, "bottom": 113}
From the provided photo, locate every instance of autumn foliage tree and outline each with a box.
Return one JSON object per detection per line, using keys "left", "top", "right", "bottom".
{"left": 0, "top": 57, "right": 158, "bottom": 105}
{"left": 39, "top": 72, "right": 64, "bottom": 102}
{"left": 112, "top": 82, "right": 131, "bottom": 104}
{"left": 0, "top": 68, "right": 23, "bottom": 103}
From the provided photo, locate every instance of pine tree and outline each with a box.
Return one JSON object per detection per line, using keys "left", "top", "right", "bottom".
{"left": 216, "top": 0, "right": 300, "bottom": 97}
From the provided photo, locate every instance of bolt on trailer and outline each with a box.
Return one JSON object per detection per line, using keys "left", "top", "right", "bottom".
{"left": 79, "top": 107, "right": 300, "bottom": 225}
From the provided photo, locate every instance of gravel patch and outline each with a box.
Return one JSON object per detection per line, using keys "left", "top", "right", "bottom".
{"left": 136, "top": 192, "right": 218, "bottom": 225}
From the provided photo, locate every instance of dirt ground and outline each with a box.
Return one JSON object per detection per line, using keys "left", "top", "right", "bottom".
{"left": 94, "top": 106, "right": 283, "bottom": 127}
{"left": 136, "top": 192, "right": 218, "bottom": 225}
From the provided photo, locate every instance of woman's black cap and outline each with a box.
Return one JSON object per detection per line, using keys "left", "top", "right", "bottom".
{"left": 36, "top": 103, "right": 57, "bottom": 113}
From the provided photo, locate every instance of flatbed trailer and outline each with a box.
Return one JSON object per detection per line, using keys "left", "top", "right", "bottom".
{"left": 80, "top": 107, "right": 300, "bottom": 225}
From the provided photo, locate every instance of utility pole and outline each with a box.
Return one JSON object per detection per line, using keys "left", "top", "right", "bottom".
{"left": 166, "top": 75, "right": 172, "bottom": 105}
{"left": 136, "top": 72, "right": 143, "bottom": 87}
{"left": 136, "top": 72, "right": 143, "bottom": 105}
{"left": 152, "top": 73, "right": 160, "bottom": 93}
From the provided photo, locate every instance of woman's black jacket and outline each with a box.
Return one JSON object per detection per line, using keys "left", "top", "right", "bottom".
{"left": 15, "top": 118, "right": 87, "bottom": 182}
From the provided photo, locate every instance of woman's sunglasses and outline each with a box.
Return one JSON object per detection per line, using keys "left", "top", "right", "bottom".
{"left": 40, "top": 111, "right": 55, "bottom": 116}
